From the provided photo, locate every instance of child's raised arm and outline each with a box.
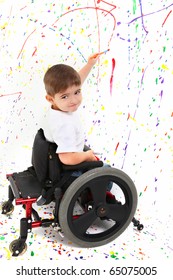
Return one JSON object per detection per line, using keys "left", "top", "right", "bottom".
{"left": 78, "top": 53, "right": 99, "bottom": 84}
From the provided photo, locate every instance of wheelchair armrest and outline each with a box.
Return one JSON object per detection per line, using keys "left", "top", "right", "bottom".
{"left": 62, "top": 160, "right": 103, "bottom": 172}
{"left": 7, "top": 174, "right": 21, "bottom": 198}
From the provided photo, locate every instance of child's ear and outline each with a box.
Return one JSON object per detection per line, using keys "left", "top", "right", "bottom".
{"left": 45, "top": 94, "right": 54, "bottom": 104}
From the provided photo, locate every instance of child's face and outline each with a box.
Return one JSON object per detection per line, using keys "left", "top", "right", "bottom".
{"left": 46, "top": 85, "right": 82, "bottom": 112}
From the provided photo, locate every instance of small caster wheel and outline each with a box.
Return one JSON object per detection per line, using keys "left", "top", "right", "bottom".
{"left": 137, "top": 224, "right": 144, "bottom": 231}
{"left": 132, "top": 217, "right": 144, "bottom": 231}
{"left": 1, "top": 201, "right": 14, "bottom": 215}
{"left": 9, "top": 239, "right": 27, "bottom": 257}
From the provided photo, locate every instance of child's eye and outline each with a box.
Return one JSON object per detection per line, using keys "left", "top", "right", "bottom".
{"left": 61, "top": 95, "right": 68, "bottom": 99}
{"left": 75, "top": 90, "right": 81, "bottom": 95}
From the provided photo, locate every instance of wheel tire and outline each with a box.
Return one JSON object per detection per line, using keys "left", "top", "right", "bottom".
{"left": 59, "top": 167, "right": 138, "bottom": 247}
{"left": 137, "top": 224, "right": 144, "bottom": 231}
{"left": 9, "top": 239, "right": 27, "bottom": 256}
{"left": 1, "top": 201, "right": 14, "bottom": 215}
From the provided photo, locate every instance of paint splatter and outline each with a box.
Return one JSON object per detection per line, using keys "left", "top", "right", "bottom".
{"left": 110, "top": 58, "right": 116, "bottom": 95}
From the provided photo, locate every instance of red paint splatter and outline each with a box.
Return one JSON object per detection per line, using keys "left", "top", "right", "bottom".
{"left": 51, "top": 6, "right": 116, "bottom": 47}
{"left": 162, "top": 10, "right": 172, "bottom": 27}
{"left": 0, "top": 92, "right": 22, "bottom": 98}
{"left": 100, "top": 1, "right": 117, "bottom": 15}
{"left": 115, "top": 142, "right": 119, "bottom": 152}
{"left": 32, "top": 46, "right": 37, "bottom": 56}
{"left": 20, "top": 6, "right": 27, "bottom": 11}
{"left": 17, "top": 29, "right": 36, "bottom": 59}
{"left": 110, "top": 58, "right": 116, "bottom": 95}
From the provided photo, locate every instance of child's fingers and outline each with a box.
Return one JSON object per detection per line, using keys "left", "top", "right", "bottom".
{"left": 90, "top": 53, "right": 99, "bottom": 59}
{"left": 90, "top": 49, "right": 110, "bottom": 59}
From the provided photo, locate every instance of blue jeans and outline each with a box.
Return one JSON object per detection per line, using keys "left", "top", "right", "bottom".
{"left": 72, "top": 163, "right": 113, "bottom": 191}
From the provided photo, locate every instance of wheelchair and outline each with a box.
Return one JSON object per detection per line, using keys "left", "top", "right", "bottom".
{"left": 1, "top": 129, "right": 143, "bottom": 256}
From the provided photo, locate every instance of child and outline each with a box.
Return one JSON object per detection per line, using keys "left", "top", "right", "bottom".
{"left": 39, "top": 53, "right": 114, "bottom": 206}
{"left": 42, "top": 54, "right": 100, "bottom": 165}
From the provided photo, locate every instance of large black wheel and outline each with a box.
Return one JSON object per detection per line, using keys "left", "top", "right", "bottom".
{"left": 58, "top": 167, "right": 138, "bottom": 247}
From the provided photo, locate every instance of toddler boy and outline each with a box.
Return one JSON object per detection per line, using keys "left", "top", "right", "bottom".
{"left": 42, "top": 54, "right": 99, "bottom": 165}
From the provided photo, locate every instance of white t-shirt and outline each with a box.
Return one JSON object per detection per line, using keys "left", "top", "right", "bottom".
{"left": 41, "top": 107, "right": 85, "bottom": 153}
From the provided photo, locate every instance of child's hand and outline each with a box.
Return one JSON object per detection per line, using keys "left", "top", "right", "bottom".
{"left": 88, "top": 49, "right": 110, "bottom": 66}
{"left": 85, "top": 150, "right": 97, "bottom": 161}
{"left": 87, "top": 53, "right": 99, "bottom": 66}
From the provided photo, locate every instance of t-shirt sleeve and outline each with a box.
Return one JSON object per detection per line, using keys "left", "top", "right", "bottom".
{"left": 51, "top": 124, "right": 79, "bottom": 153}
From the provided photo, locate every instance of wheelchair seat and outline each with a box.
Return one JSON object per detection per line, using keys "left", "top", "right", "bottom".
{"left": 1, "top": 129, "right": 143, "bottom": 257}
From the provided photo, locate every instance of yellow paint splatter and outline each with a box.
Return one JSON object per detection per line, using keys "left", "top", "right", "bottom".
{"left": 103, "top": 59, "right": 108, "bottom": 65}
{"left": 129, "top": 116, "right": 136, "bottom": 122}
{"left": 0, "top": 22, "right": 8, "bottom": 29}
{"left": 4, "top": 247, "right": 11, "bottom": 260}
{"left": 88, "top": 126, "right": 94, "bottom": 135}
{"left": 161, "top": 64, "right": 169, "bottom": 70}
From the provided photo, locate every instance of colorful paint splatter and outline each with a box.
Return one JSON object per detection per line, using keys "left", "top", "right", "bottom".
{"left": 0, "top": 0, "right": 173, "bottom": 266}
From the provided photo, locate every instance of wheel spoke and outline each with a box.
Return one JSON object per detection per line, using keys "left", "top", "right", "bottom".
{"left": 89, "top": 178, "right": 109, "bottom": 204}
{"left": 106, "top": 203, "right": 129, "bottom": 222}
{"left": 72, "top": 210, "right": 97, "bottom": 235}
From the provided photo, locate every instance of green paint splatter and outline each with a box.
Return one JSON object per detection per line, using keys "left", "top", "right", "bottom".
{"left": 133, "top": 0, "right": 137, "bottom": 14}
{"left": 135, "top": 24, "right": 139, "bottom": 32}
{"left": 137, "top": 40, "right": 140, "bottom": 49}
{"left": 110, "top": 251, "right": 119, "bottom": 259}
{"left": 31, "top": 251, "right": 34, "bottom": 256}
{"left": 0, "top": 236, "right": 5, "bottom": 240}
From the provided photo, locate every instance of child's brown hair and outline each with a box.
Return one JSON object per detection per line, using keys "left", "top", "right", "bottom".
{"left": 43, "top": 64, "right": 81, "bottom": 96}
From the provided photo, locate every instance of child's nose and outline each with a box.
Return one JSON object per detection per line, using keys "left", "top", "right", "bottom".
{"left": 70, "top": 96, "right": 77, "bottom": 104}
